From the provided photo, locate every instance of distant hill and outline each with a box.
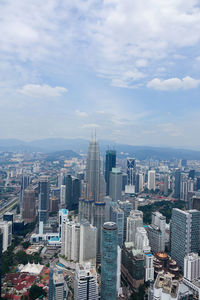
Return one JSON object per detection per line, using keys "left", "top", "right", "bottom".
{"left": 1, "top": 138, "right": 200, "bottom": 160}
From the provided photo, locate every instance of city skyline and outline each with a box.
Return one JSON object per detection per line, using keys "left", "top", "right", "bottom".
{"left": 0, "top": 1, "right": 200, "bottom": 147}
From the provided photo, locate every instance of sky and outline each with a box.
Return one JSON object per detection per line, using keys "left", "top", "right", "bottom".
{"left": 1, "top": 0, "right": 200, "bottom": 148}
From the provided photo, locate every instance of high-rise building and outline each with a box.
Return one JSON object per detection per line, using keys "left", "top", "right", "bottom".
{"left": 66, "top": 175, "right": 81, "bottom": 211}
{"left": 93, "top": 202, "right": 106, "bottom": 260}
{"left": 74, "top": 262, "right": 98, "bottom": 300}
{"left": 148, "top": 170, "right": 156, "bottom": 191}
{"left": 20, "top": 174, "right": 30, "bottom": 212}
{"left": 79, "top": 220, "right": 97, "bottom": 265}
{"left": 61, "top": 221, "right": 80, "bottom": 261}
{"left": 148, "top": 211, "right": 166, "bottom": 254}
{"left": 59, "top": 209, "right": 68, "bottom": 239}
{"left": 105, "top": 150, "right": 116, "bottom": 195}
{"left": 86, "top": 138, "right": 100, "bottom": 202}
{"left": 144, "top": 253, "right": 154, "bottom": 282}
{"left": 126, "top": 210, "right": 143, "bottom": 245}
{"left": 101, "top": 222, "right": 118, "bottom": 300}
{"left": 78, "top": 199, "right": 94, "bottom": 224}
{"left": 60, "top": 185, "right": 66, "bottom": 206}
{"left": 22, "top": 187, "right": 36, "bottom": 223}
{"left": 109, "top": 168, "right": 122, "bottom": 202}
{"left": 164, "top": 175, "right": 169, "bottom": 196}
{"left": 49, "top": 268, "right": 67, "bottom": 300}
{"left": 174, "top": 169, "right": 181, "bottom": 199}
{"left": 0, "top": 221, "right": 12, "bottom": 252}
{"left": 171, "top": 208, "right": 200, "bottom": 270}
{"left": 65, "top": 175, "right": 72, "bottom": 209}
{"left": 38, "top": 176, "right": 49, "bottom": 224}
{"left": 118, "top": 200, "right": 133, "bottom": 242}
{"left": 110, "top": 203, "right": 124, "bottom": 247}
{"left": 127, "top": 158, "right": 136, "bottom": 186}
{"left": 0, "top": 230, "right": 2, "bottom": 299}
{"left": 184, "top": 253, "right": 200, "bottom": 282}
{"left": 135, "top": 227, "right": 151, "bottom": 253}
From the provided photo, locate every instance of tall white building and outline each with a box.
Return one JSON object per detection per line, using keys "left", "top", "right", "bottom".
{"left": 184, "top": 253, "right": 200, "bottom": 282}
{"left": 145, "top": 253, "right": 154, "bottom": 282}
{"left": 135, "top": 227, "right": 151, "bottom": 253}
{"left": 148, "top": 211, "right": 166, "bottom": 254}
{"left": 49, "top": 269, "right": 67, "bottom": 300}
{"left": 109, "top": 168, "right": 122, "bottom": 202}
{"left": 61, "top": 221, "right": 80, "bottom": 262}
{"left": 60, "top": 185, "right": 66, "bottom": 206}
{"left": 0, "top": 221, "right": 12, "bottom": 252}
{"left": 126, "top": 210, "right": 143, "bottom": 245}
{"left": 79, "top": 220, "right": 97, "bottom": 265}
{"left": 74, "top": 262, "right": 98, "bottom": 300}
{"left": 148, "top": 170, "right": 156, "bottom": 191}
{"left": 59, "top": 209, "right": 68, "bottom": 239}
{"left": 139, "top": 173, "right": 144, "bottom": 192}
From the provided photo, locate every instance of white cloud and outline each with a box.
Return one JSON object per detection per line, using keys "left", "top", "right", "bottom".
{"left": 19, "top": 84, "right": 68, "bottom": 98}
{"left": 159, "top": 123, "right": 182, "bottom": 137}
{"left": 147, "top": 76, "right": 200, "bottom": 91}
{"left": 82, "top": 123, "right": 100, "bottom": 128}
{"left": 75, "top": 110, "right": 88, "bottom": 117}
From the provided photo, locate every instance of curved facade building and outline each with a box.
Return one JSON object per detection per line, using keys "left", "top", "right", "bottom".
{"left": 101, "top": 222, "right": 118, "bottom": 300}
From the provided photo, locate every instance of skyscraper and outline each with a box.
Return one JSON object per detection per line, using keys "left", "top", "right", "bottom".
{"left": 65, "top": 175, "right": 72, "bottom": 209}
{"left": 93, "top": 202, "right": 106, "bottom": 260}
{"left": 79, "top": 220, "right": 97, "bottom": 265}
{"left": 148, "top": 211, "right": 166, "bottom": 254}
{"left": 20, "top": 174, "right": 30, "bottom": 213}
{"left": 105, "top": 150, "right": 116, "bottom": 195}
{"left": 109, "top": 168, "right": 122, "bottom": 202}
{"left": 110, "top": 203, "right": 124, "bottom": 247}
{"left": 126, "top": 210, "right": 143, "bottom": 245}
{"left": 148, "top": 170, "right": 156, "bottom": 191}
{"left": 49, "top": 268, "right": 67, "bottom": 300}
{"left": 22, "top": 187, "right": 36, "bottom": 223}
{"left": 174, "top": 169, "right": 181, "bottom": 199}
{"left": 65, "top": 175, "right": 81, "bottom": 210}
{"left": 0, "top": 230, "right": 2, "bottom": 299}
{"left": 171, "top": 208, "right": 200, "bottom": 269}
{"left": 86, "top": 138, "right": 100, "bottom": 202}
{"left": 38, "top": 176, "right": 49, "bottom": 224}
{"left": 101, "top": 222, "right": 118, "bottom": 300}
{"left": 74, "top": 262, "right": 98, "bottom": 300}
{"left": 127, "top": 158, "right": 136, "bottom": 186}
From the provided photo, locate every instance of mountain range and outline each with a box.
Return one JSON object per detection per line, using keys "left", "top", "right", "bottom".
{"left": 1, "top": 138, "right": 200, "bottom": 160}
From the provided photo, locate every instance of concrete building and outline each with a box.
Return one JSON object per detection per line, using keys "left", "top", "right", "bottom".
{"left": 184, "top": 253, "right": 200, "bottom": 282}
{"left": 92, "top": 202, "right": 105, "bottom": 260}
{"left": 126, "top": 210, "right": 143, "bottom": 245}
{"left": 0, "top": 221, "right": 12, "bottom": 252}
{"left": 61, "top": 221, "right": 80, "bottom": 262}
{"left": 22, "top": 187, "right": 36, "bottom": 223}
{"left": 60, "top": 185, "right": 66, "bottom": 206}
{"left": 74, "top": 262, "right": 98, "bottom": 300}
{"left": 110, "top": 203, "right": 124, "bottom": 247}
{"left": 59, "top": 209, "right": 68, "bottom": 239}
{"left": 79, "top": 220, "right": 97, "bottom": 266}
{"left": 148, "top": 212, "right": 166, "bottom": 254}
{"left": 148, "top": 170, "right": 156, "bottom": 191}
{"left": 118, "top": 200, "right": 133, "bottom": 242}
{"left": 49, "top": 268, "right": 67, "bottom": 300}
{"left": 109, "top": 168, "right": 122, "bottom": 202}
{"left": 136, "top": 227, "right": 151, "bottom": 253}
{"left": 145, "top": 253, "right": 154, "bottom": 282}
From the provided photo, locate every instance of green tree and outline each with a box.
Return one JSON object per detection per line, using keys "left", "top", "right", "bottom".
{"left": 29, "top": 285, "right": 47, "bottom": 300}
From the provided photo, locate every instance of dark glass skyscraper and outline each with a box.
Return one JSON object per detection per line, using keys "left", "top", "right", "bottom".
{"left": 174, "top": 169, "right": 181, "bottom": 199}
{"left": 105, "top": 150, "right": 116, "bottom": 195}
{"left": 65, "top": 175, "right": 80, "bottom": 211}
{"left": 127, "top": 158, "right": 136, "bottom": 186}
{"left": 38, "top": 176, "right": 49, "bottom": 224}
{"left": 101, "top": 222, "right": 118, "bottom": 300}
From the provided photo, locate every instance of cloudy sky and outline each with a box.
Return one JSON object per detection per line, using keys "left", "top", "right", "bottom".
{"left": 1, "top": 0, "right": 200, "bottom": 148}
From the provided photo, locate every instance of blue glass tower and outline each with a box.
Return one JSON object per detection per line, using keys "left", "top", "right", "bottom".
{"left": 105, "top": 150, "right": 116, "bottom": 195}
{"left": 101, "top": 222, "right": 118, "bottom": 300}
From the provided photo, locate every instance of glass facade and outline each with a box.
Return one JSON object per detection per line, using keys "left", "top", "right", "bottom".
{"left": 101, "top": 222, "right": 118, "bottom": 300}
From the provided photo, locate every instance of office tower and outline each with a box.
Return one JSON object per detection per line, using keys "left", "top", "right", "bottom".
{"left": 22, "top": 187, "right": 36, "bottom": 223}
{"left": 101, "top": 222, "right": 118, "bottom": 300}
{"left": 148, "top": 170, "right": 156, "bottom": 191}
{"left": 49, "top": 196, "right": 58, "bottom": 212}
{"left": 184, "top": 253, "right": 200, "bottom": 281}
{"left": 93, "top": 202, "right": 106, "bottom": 260}
{"left": 49, "top": 268, "right": 67, "bottom": 300}
{"left": 79, "top": 220, "right": 97, "bottom": 265}
{"left": 109, "top": 168, "right": 122, "bottom": 201}
{"left": 65, "top": 175, "right": 72, "bottom": 209}
{"left": 74, "top": 262, "right": 98, "bottom": 300}
{"left": 38, "top": 176, "right": 49, "bottom": 224}
{"left": 57, "top": 172, "right": 65, "bottom": 188}
{"left": 79, "top": 199, "right": 94, "bottom": 224}
{"left": 61, "top": 221, "right": 80, "bottom": 262}
{"left": 197, "top": 177, "right": 200, "bottom": 191}
{"left": 105, "top": 150, "right": 116, "bottom": 195}
{"left": 0, "top": 230, "right": 2, "bottom": 299}
{"left": 122, "top": 243, "right": 144, "bottom": 290}
{"left": 180, "top": 177, "right": 188, "bottom": 202}
{"left": 117, "top": 246, "right": 122, "bottom": 297}
{"left": 171, "top": 208, "right": 200, "bottom": 270}
{"left": 103, "top": 196, "right": 112, "bottom": 222}
{"left": 20, "top": 174, "right": 30, "bottom": 212}
{"left": 164, "top": 175, "right": 169, "bottom": 196}
{"left": 66, "top": 175, "right": 81, "bottom": 210}
{"left": 189, "top": 170, "right": 195, "bottom": 180}
{"left": 110, "top": 203, "right": 124, "bottom": 247}
{"left": 0, "top": 221, "right": 12, "bottom": 252}
{"left": 126, "top": 210, "right": 143, "bottom": 245}
{"left": 135, "top": 173, "right": 140, "bottom": 193}
{"left": 127, "top": 158, "right": 136, "bottom": 185}
{"left": 144, "top": 253, "right": 154, "bottom": 282}
{"left": 86, "top": 138, "right": 100, "bottom": 202}
{"left": 60, "top": 185, "right": 66, "bottom": 206}
{"left": 59, "top": 209, "right": 68, "bottom": 239}
{"left": 122, "top": 173, "right": 128, "bottom": 191}
{"left": 139, "top": 173, "right": 144, "bottom": 193}
{"left": 135, "top": 227, "right": 151, "bottom": 253}
{"left": 174, "top": 169, "right": 181, "bottom": 199}
{"left": 118, "top": 200, "right": 133, "bottom": 242}
{"left": 148, "top": 212, "right": 166, "bottom": 254}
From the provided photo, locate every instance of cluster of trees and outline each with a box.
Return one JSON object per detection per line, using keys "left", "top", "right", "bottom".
{"left": 138, "top": 200, "right": 186, "bottom": 224}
